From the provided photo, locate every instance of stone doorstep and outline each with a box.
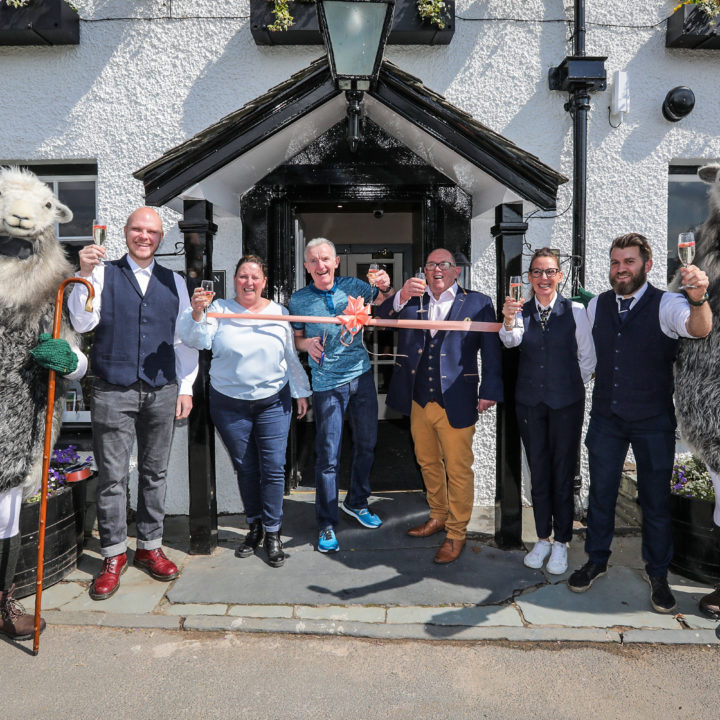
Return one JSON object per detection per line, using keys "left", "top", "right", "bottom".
{"left": 37, "top": 611, "right": 719, "bottom": 645}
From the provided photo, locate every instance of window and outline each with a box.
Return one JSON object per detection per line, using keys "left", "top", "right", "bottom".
{"left": 19, "top": 163, "right": 97, "bottom": 243}
{"left": 668, "top": 164, "right": 714, "bottom": 283}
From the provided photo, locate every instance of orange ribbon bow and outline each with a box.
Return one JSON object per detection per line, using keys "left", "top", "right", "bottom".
{"left": 338, "top": 295, "right": 372, "bottom": 345}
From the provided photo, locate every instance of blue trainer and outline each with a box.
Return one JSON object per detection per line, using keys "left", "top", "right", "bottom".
{"left": 318, "top": 527, "right": 339, "bottom": 553}
{"left": 341, "top": 502, "right": 382, "bottom": 528}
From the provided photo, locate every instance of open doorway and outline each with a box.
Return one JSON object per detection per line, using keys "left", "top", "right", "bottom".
{"left": 292, "top": 201, "right": 424, "bottom": 493}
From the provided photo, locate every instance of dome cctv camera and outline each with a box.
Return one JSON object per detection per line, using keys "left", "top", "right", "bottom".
{"left": 662, "top": 86, "right": 695, "bottom": 122}
{"left": 373, "top": 207, "right": 384, "bottom": 219}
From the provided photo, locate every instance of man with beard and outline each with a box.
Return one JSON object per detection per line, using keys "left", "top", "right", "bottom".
{"left": 568, "top": 233, "right": 711, "bottom": 613}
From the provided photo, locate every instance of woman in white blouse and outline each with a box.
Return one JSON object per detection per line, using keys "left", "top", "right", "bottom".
{"left": 499, "top": 248, "right": 596, "bottom": 575}
{"left": 179, "top": 255, "right": 310, "bottom": 568}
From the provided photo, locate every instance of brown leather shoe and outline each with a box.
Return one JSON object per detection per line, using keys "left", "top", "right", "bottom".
{"left": 134, "top": 548, "right": 179, "bottom": 581}
{"left": 699, "top": 586, "right": 720, "bottom": 619}
{"left": 90, "top": 553, "right": 128, "bottom": 601}
{"left": 0, "top": 584, "right": 44, "bottom": 640}
{"left": 433, "top": 538, "right": 465, "bottom": 564}
{"left": 408, "top": 518, "right": 446, "bottom": 538}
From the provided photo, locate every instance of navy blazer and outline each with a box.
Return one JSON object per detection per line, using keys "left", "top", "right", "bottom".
{"left": 377, "top": 287, "right": 503, "bottom": 428}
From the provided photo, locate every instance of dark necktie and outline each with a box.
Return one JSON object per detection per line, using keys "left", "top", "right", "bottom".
{"left": 538, "top": 306, "right": 551, "bottom": 331}
{"left": 618, "top": 297, "right": 633, "bottom": 323}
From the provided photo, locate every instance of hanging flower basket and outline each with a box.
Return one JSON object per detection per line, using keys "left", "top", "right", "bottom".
{"left": 250, "top": 0, "right": 454, "bottom": 46}
{"left": 666, "top": 5, "right": 720, "bottom": 49}
{"left": 0, "top": 0, "right": 79, "bottom": 46}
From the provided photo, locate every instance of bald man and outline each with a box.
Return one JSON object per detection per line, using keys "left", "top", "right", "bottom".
{"left": 69, "top": 208, "right": 198, "bottom": 600}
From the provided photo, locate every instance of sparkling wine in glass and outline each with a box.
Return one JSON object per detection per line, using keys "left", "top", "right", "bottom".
{"left": 92, "top": 220, "right": 107, "bottom": 266}
{"left": 678, "top": 232, "right": 696, "bottom": 289}
{"left": 509, "top": 275, "right": 523, "bottom": 328}
{"left": 201, "top": 279, "right": 214, "bottom": 323}
{"left": 368, "top": 263, "right": 380, "bottom": 288}
{"left": 416, "top": 268, "right": 427, "bottom": 314}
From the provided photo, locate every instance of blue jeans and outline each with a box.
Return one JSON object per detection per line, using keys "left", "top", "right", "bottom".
{"left": 584, "top": 411, "right": 675, "bottom": 577}
{"left": 210, "top": 384, "right": 291, "bottom": 532}
{"left": 312, "top": 370, "right": 378, "bottom": 530}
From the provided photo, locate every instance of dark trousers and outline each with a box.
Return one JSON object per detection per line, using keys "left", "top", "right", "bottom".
{"left": 584, "top": 411, "right": 675, "bottom": 577}
{"left": 91, "top": 379, "right": 177, "bottom": 558}
{"left": 517, "top": 399, "right": 584, "bottom": 544}
{"left": 210, "top": 384, "right": 292, "bottom": 533}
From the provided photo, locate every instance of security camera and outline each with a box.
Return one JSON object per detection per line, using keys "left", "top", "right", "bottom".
{"left": 373, "top": 207, "right": 384, "bottom": 219}
{"left": 662, "top": 86, "right": 695, "bottom": 122}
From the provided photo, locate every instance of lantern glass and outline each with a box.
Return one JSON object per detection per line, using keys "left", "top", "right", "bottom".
{"left": 322, "top": 1, "right": 389, "bottom": 79}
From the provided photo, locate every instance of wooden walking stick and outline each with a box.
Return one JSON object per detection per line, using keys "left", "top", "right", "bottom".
{"left": 33, "top": 277, "right": 94, "bottom": 655}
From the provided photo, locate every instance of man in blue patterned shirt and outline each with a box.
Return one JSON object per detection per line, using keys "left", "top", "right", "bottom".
{"left": 290, "top": 238, "right": 393, "bottom": 553}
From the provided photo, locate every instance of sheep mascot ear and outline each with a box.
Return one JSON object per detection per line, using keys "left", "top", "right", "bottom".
{"left": 54, "top": 200, "right": 73, "bottom": 224}
{"left": 698, "top": 164, "right": 720, "bottom": 185}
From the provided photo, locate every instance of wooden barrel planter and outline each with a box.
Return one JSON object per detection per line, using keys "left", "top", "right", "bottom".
{"left": 669, "top": 494, "right": 720, "bottom": 584}
{"left": 13, "top": 481, "right": 87, "bottom": 599}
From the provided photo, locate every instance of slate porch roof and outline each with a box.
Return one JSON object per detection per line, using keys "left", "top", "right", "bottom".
{"left": 135, "top": 57, "right": 567, "bottom": 211}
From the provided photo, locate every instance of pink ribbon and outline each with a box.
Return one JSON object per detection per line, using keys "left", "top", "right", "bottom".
{"left": 208, "top": 296, "right": 502, "bottom": 341}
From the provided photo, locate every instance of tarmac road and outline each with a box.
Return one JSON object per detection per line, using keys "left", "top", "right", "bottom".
{"left": 2, "top": 627, "right": 719, "bottom": 719}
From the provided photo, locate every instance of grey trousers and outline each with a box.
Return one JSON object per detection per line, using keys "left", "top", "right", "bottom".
{"left": 91, "top": 379, "right": 177, "bottom": 558}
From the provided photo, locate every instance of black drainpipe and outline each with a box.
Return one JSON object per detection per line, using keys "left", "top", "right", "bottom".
{"left": 549, "top": 0, "right": 607, "bottom": 294}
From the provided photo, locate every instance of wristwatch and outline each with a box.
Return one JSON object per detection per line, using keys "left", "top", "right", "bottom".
{"left": 687, "top": 291, "right": 709, "bottom": 307}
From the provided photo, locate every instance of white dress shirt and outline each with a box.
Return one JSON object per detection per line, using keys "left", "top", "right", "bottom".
{"left": 393, "top": 281, "right": 459, "bottom": 337}
{"left": 67, "top": 255, "right": 199, "bottom": 395}
{"left": 499, "top": 292, "right": 596, "bottom": 384}
{"left": 586, "top": 281, "right": 694, "bottom": 339}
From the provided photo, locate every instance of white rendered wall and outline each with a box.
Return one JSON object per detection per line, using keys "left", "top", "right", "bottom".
{"left": 2, "top": 1, "right": 719, "bottom": 512}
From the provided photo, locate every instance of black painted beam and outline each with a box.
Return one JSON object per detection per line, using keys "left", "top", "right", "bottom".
{"left": 492, "top": 202, "right": 527, "bottom": 549}
{"left": 180, "top": 199, "right": 218, "bottom": 555}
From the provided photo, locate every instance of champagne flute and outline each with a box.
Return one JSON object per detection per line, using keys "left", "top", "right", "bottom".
{"left": 367, "top": 263, "right": 380, "bottom": 315}
{"left": 678, "top": 232, "right": 696, "bottom": 289}
{"left": 201, "top": 279, "right": 214, "bottom": 323}
{"left": 416, "top": 268, "right": 427, "bottom": 314}
{"left": 368, "top": 263, "right": 380, "bottom": 288}
{"left": 509, "top": 275, "right": 523, "bottom": 328}
{"left": 92, "top": 220, "right": 107, "bottom": 266}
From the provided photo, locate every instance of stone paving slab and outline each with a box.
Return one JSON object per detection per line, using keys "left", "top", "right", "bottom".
{"left": 295, "top": 605, "right": 387, "bottom": 623}
{"left": 168, "top": 539, "right": 543, "bottom": 607}
{"left": 623, "top": 628, "right": 719, "bottom": 644}
{"left": 44, "top": 610, "right": 181, "bottom": 630}
{"left": 385, "top": 604, "right": 523, "bottom": 627}
{"left": 516, "top": 566, "right": 683, "bottom": 629}
{"left": 227, "top": 604, "right": 294, "bottom": 618}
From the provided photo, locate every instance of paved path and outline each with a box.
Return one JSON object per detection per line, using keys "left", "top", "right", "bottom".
{"left": 17, "top": 492, "right": 720, "bottom": 647}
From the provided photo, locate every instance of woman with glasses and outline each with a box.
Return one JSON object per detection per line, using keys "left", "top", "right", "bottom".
{"left": 178, "top": 255, "right": 311, "bottom": 568}
{"left": 500, "top": 248, "right": 595, "bottom": 574}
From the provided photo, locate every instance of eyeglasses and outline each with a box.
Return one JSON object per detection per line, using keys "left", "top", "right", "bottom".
{"left": 529, "top": 268, "right": 560, "bottom": 278}
{"left": 424, "top": 261, "right": 456, "bottom": 271}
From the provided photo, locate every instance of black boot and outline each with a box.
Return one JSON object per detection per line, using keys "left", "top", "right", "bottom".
{"left": 264, "top": 531, "right": 286, "bottom": 568}
{"left": 236, "top": 520, "right": 264, "bottom": 558}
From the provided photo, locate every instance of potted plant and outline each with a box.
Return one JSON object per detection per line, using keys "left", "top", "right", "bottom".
{"left": 668, "top": 453, "right": 720, "bottom": 584}
{"left": 667, "top": 1, "right": 720, "bottom": 49}
{"left": 251, "top": 0, "right": 454, "bottom": 46}
{"left": 0, "top": 0, "right": 80, "bottom": 46}
{"left": 13, "top": 445, "right": 93, "bottom": 598}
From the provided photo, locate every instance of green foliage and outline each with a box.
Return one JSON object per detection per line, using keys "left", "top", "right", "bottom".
{"left": 268, "top": 0, "right": 294, "bottom": 32}
{"left": 3, "top": 0, "right": 32, "bottom": 7}
{"left": 675, "top": 1, "right": 720, "bottom": 20}
{"left": 417, "top": 0, "right": 447, "bottom": 29}
{"left": 671, "top": 453, "right": 716, "bottom": 502}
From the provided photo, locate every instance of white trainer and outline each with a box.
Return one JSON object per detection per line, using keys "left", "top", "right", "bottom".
{"left": 523, "top": 539, "right": 552, "bottom": 569}
{"left": 546, "top": 542, "right": 569, "bottom": 575}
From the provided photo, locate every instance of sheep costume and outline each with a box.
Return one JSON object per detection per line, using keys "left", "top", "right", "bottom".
{"left": 0, "top": 166, "right": 86, "bottom": 639}
{"left": 673, "top": 164, "right": 720, "bottom": 528}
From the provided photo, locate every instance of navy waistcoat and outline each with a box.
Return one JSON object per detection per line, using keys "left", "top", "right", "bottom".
{"left": 592, "top": 284, "right": 678, "bottom": 421}
{"left": 516, "top": 294, "right": 584, "bottom": 409}
{"left": 413, "top": 330, "right": 446, "bottom": 408}
{"left": 92, "top": 256, "right": 179, "bottom": 388}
